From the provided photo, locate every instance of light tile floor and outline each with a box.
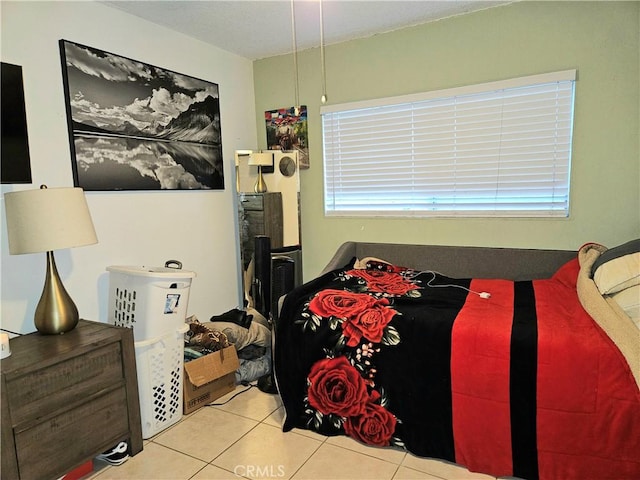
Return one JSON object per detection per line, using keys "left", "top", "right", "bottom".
{"left": 87, "top": 385, "right": 520, "bottom": 480}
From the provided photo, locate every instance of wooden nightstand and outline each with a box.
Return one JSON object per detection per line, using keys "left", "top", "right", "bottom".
{"left": 1, "top": 320, "right": 143, "bottom": 480}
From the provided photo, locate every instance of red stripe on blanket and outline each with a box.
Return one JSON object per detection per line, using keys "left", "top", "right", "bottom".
{"left": 451, "top": 279, "right": 514, "bottom": 476}
{"left": 535, "top": 259, "right": 640, "bottom": 480}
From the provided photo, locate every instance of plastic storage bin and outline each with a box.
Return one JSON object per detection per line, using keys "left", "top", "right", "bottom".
{"left": 106, "top": 261, "right": 196, "bottom": 438}
{"left": 134, "top": 325, "right": 188, "bottom": 438}
{"left": 107, "top": 262, "right": 196, "bottom": 341}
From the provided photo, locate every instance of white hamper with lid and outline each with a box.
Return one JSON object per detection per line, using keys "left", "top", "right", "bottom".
{"left": 107, "top": 261, "right": 196, "bottom": 438}
{"left": 107, "top": 261, "right": 195, "bottom": 341}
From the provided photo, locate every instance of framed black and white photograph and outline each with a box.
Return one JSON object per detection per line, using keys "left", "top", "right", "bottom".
{"left": 59, "top": 40, "right": 223, "bottom": 191}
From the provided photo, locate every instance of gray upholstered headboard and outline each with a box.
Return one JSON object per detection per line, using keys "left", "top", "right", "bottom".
{"left": 321, "top": 241, "right": 577, "bottom": 281}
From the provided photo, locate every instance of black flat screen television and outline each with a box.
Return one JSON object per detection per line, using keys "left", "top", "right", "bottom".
{"left": 1, "top": 62, "right": 32, "bottom": 184}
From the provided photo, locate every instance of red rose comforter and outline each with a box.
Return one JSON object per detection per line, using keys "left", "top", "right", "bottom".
{"left": 274, "top": 256, "right": 640, "bottom": 480}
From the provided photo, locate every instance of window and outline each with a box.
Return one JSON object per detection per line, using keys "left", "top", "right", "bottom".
{"left": 321, "top": 70, "right": 576, "bottom": 217}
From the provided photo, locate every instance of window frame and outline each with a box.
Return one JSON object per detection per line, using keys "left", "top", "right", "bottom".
{"left": 320, "top": 70, "right": 577, "bottom": 218}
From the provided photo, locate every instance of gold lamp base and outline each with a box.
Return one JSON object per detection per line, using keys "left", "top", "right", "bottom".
{"left": 34, "top": 251, "right": 79, "bottom": 335}
{"left": 254, "top": 166, "right": 267, "bottom": 193}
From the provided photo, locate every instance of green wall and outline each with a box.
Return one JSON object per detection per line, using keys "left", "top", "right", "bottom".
{"left": 254, "top": 1, "right": 640, "bottom": 278}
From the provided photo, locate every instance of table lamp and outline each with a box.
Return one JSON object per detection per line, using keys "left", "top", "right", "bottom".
{"left": 248, "top": 152, "right": 273, "bottom": 193}
{"left": 234, "top": 149, "right": 252, "bottom": 193}
{"left": 4, "top": 185, "right": 98, "bottom": 334}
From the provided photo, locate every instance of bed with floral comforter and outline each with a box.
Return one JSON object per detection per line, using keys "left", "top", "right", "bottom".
{"left": 274, "top": 246, "right": 640, "bottom": 480}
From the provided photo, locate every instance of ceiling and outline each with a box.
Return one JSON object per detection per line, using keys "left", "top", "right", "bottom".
{"left": 103, "top": 1, "right": 509, "bottom": 60}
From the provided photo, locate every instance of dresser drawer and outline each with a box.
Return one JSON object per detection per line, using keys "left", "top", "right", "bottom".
{"left": 7, "top": 342, "right": 124, "bottom": 427}
{"left": 245, "top": 211, "right": 265, "bottom": 235}
{"left": 240, "top": 195, "right": 264, "bottom": 210}
{"left": 14, "top": 386, "right": 129, "bottom": 480}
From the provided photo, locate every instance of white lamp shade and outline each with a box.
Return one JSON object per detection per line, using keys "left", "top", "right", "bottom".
{"left": 4, "top": 186, "right": 98, "bottom": 255}
{"left": 234, "top": 149, "right": 253, "bottom": 167}
{"left": 248, "top": 152, "right": 273, "bottom": 167}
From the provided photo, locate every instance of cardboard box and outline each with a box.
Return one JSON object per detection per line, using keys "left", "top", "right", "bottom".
{"left": 183, "top": 345, "right": 239, "bottom": 414}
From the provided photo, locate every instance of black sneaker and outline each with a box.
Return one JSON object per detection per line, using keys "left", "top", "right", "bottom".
{"left": 96, "top": 441, "right": 130, "bottom": 466}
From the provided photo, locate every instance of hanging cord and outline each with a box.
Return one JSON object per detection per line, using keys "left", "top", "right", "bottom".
{"left": 290, "top": 0, "right": 300, "bottom": 110}
{"left": 319, "top": 0, "right": 327, "bottom": 104}
{"left": 406, "top": 270, "right": 492, "bottom": 299}
{"left": 207, "top": 381, "right": 257, "bottom": 406}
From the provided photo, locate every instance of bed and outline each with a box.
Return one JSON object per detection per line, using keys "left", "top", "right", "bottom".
{"left": 274, "top": 240, "right": 640, "bottom": 480}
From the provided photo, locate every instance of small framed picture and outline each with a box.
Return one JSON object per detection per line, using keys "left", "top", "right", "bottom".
{"left": 265, "top": 106, "right": 309, "bottom": 169}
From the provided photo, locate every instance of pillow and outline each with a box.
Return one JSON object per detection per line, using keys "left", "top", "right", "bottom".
{"left": 609, "top": 285, "right": 640, "bottom": 330}
{"left": 353, "top": 256, "right": 393, "bottom": 269}
{"left": 353, "top": 257, "right": 411, "bottom": 273}
{"left": 592, "top": 239, "right": 640, "bottom": 295}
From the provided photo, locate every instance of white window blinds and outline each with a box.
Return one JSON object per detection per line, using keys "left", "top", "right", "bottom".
{"left": 321, "top": 70, "right": 576, "bottom": 217}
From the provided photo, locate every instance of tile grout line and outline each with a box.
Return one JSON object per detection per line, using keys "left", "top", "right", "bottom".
{"left": 200, "top": 404, "right": 285, "bottom": 474}
{"left": 284, "top": 432, "right": 328, "bottom": 480}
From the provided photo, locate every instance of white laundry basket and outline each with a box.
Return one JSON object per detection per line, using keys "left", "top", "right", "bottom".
{"left": 107, "top": 261, "right": 196, "bottom": 438}
{"left": 107, "top": 261, "right": 196, "bottom": 341}
{"left": 134, "top": 325, "right": 188, "bottom": 439}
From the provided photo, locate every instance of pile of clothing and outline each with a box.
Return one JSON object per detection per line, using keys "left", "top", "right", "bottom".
{"left": 184, "top": 307, "right": 272, "bottom": 384}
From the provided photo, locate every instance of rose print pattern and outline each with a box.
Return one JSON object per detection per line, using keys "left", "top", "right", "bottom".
{"left": 341, "top": 300, "right": 397, "bottom": 347}
{"left": 305, "top": 356, "right": 398, "bottom": 447}
{"left": 306, "top": 290, "right": 398, "bottom": 347}
{"left": 344, "top": 400, "right": 397, "bottom": 447}
{"left": 309, "top": 289, "right": 379, "bottom": 319}
{"left": 298, "top": 262, "right": 418, "bottom": 450}
{"left": 346, "top": 269, "right": 420, "bottom": 296}
{"left": 307, "top": 356, "right": 371, "bottom": 417}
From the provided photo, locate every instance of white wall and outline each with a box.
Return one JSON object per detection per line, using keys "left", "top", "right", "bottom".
{"left": 1, "top": 1, "right": 258, "bottom": 334}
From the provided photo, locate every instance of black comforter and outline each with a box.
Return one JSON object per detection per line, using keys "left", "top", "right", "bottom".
{"left": 274, "top": 258, "right": 640, "bottom": 480}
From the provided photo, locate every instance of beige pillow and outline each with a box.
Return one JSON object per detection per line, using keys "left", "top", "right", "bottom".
{"left": 353, "top": 257, "right": 392, "bottom": 269}
{"left": 609, "top": 286, "right": 640, "bottom": 330}
{"left": 593, "top": 251, "right": 640, "bottom": 294}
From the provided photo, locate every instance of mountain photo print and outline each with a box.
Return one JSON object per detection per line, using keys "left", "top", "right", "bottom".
{"left": 59, "top": 40, "right": 223, "bottom": 190}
